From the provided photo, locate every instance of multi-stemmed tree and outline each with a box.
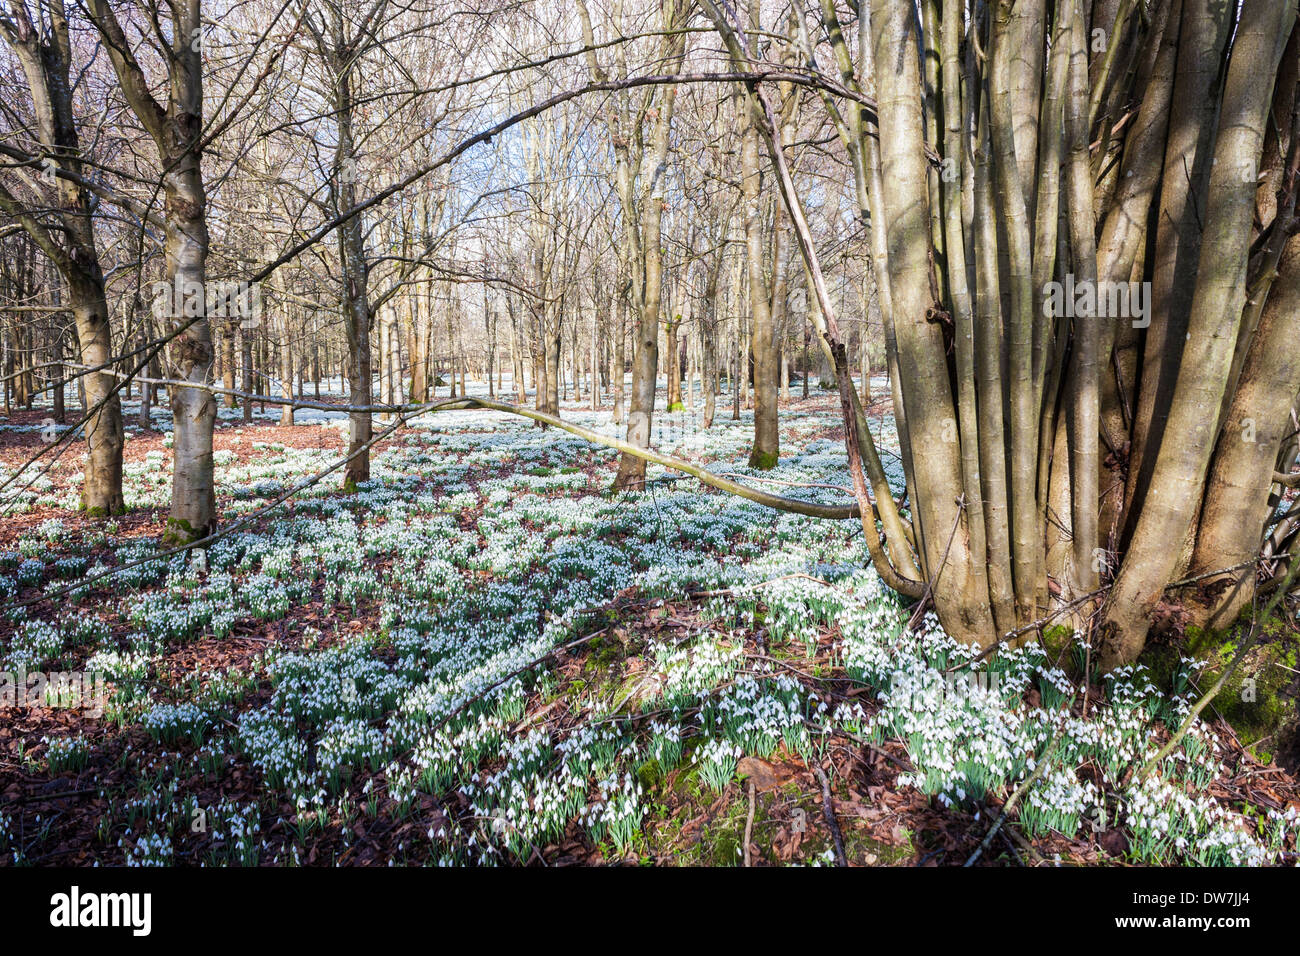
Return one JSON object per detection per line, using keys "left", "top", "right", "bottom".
{"left": 711, "top": 0, "right": 1300, "bottom": 667}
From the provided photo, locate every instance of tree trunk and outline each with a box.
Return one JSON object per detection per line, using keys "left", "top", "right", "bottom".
{"left": 0, "top": 2, "right": 125, "bottom": 515}
{"left": 1100, "top": 0, "right": 1297, "bottom": 667}
{"left": 613, "top": 269, "right": 627, "bottom": 424}
{"left": 744, "top": 75, "right": 779, "bottom": 469}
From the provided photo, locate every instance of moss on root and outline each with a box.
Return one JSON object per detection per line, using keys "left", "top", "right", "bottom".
{"left": 160, "top": 517, "right": 203, "bottom": 548}
{"left": 1181, "top": 617, "right": 1299, "bottom": 762}
{"left": 80, "top": 503, "right": 127, "bottom": 519}
{"left": 1039, "top": 624, "right": 1074, "bottom": 666}
{"left": 1136, "top": 642, "right": 1183, "bottom": 691}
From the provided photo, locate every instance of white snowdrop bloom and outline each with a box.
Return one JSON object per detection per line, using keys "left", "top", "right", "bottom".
{"left": 17, "top": 402, "right": 1283, "bottom": 867}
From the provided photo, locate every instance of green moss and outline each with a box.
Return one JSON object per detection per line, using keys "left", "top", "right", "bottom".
{"left": 765, "top": 643, "right": 800, "bottom": 662}
{"left": 610, "top": 670, "right": 648, "bottom": 708}
{"left": 1039, "top": 624, "right": 1073, "bottom": 664}
{"left": 1136, "top": 642, "right": 1182, "bottom": 690}
{"left": 843, "top": 825, "right": 915, "bottom": 865}
{"left": 654, "top": 794, "right": 753, "bottom": 866}
{"left": 79, "top": 500, "right": 126, "bottom": 518}
{"left": 574, "top": 632, "right": 638, "bottom": 708}
{"left": 667, "top": 401, "right": 685, "bottom": 412}
{"left": 1207, "top": 649, "right": 1292, "bottom": 747}
{"left": 640, "top": 770, "right": 863, "bottom": 866}
{"left": 636, "top": 758, "right": 664, "bottom": 792}
{"left": 583, "top": 632, "right": 625, "bottom": 671}
{"left": 1185, "top": 617, "right": 1297, "bottom": 750}
{"left": 161, "top": 517, "right": 201, "bottom": 547}
{"left": 747, "top": 448, "right": 779, "bottom": 470}
{"left": 672, "top": 764, "right": 702, "bottom": 800}
{"left": 565, "top": 678, "right": 589, "bottom": 715}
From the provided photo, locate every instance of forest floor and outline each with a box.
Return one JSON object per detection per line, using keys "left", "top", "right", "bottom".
{"left": 0, "top": 385, "right": 1297, "bottom": 866}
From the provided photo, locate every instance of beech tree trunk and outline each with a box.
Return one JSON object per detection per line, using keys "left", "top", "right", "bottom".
{"left": 0, "top": 0, "right": 125, "bottom": 516}
{"left": 88, "top": 0, "right": 214, "bottom": 540}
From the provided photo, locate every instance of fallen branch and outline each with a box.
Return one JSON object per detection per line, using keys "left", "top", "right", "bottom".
{"left": 812, "top": 765, "right": 848, "bottom": 867}
{"left": 82, "top": 372, "right": 866, "bottom": 522}
{"left": 965, "top": 734, "right": 1057, "bottom": 867}
{"left": 445, "top": 396, "right": 862, "bottom": 520}
{"left": 743, "top": 779, "right": 756, "bottom": 868}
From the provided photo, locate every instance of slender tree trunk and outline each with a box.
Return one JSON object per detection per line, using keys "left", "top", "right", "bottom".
{"left": 279, "top": 305, "right": 294, "bottom": 426}
{"left": 664, "top": 308, "right": 682, "bottom": 411}
{"left": 240, "top": 321, "right": 254, "bottom": 424}
{"left": 86, "top": 0, "right": 220, "bottom": 542}
{"left": 744, "top": 75, "right": 779, "bottom": 469}
{"left": 869, "top": 0, "right": 991, "bottom": 640}
{"left": 613, "top": 269, "right": 627, "bottom": 424}
{"left": 612, "top": 0, "right": 686, "bottom": 491}
{"left": 0, "top": 2, "right": 125, "bottom": 514}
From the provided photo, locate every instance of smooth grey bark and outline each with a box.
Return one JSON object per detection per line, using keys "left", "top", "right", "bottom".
{"left": 1101, "top": 0, "right": 1299, "bottom": 667}
{"left": 0, "top": 0, "right": 124, "bottom": 515}
{"left": 88, "top": 0, "right": 214, "bottom": 540}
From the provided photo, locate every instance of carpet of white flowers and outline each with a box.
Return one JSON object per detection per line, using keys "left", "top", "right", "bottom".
{"left": 0, "top": 385, "right": 1295, "bottom": 866}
